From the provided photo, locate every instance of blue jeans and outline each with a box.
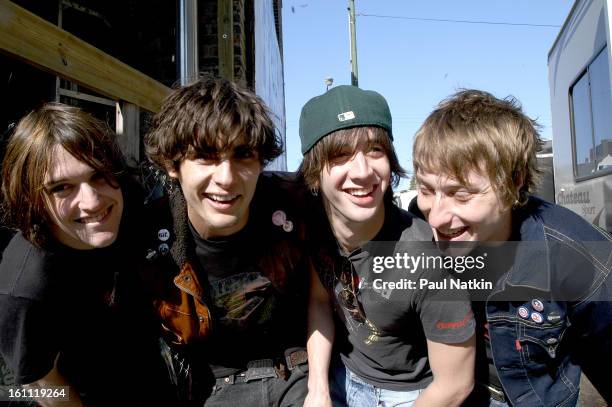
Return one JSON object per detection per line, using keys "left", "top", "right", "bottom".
{"left": 331, "top": 362, "right": 422, "bottom": 407}
{"left": 204, "top": 364, "right": 308, "bottom": 407}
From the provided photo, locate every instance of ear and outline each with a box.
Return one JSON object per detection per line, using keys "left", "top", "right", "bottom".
{"left": 515, "top": 173, "right": 525, "bottom": 191}
{"left": 164, "top": 162, "right": 179, "bottom": 179}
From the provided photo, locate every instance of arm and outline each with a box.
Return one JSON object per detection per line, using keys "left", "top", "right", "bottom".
{"left": 23, "top": 354, "right": 85, "bottom": 407}
{"left": 304, "top": 266, "right": 335, "bottom": 407}
{"left": 412, "top": 335, "right": 475, "bottom": 407}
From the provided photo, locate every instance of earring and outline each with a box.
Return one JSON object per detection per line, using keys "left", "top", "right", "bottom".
{"left": 310, "top": 188, "right": 319, "bottom": 197}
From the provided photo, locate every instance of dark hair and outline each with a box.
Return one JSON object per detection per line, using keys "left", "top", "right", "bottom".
{"left": 145, "top": 76, "right": 282, "bottom": 171}
{"left": 1, "top": 103, "right": 126, "bottom": 248}
{"left": 299, "top": 126, "right": 405, "bottom": 190}
{"left": 413, "top": 89, "right": 542, "bottom": 206}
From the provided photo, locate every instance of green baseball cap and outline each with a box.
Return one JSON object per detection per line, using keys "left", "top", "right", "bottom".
{"left": 299, "top": 85, "right": 393, "bottom": 155}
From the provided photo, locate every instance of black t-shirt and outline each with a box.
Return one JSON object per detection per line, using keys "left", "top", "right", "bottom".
{"left": 314, "top": 204, "right": 475, "bottom": 391}
{"left": 0, "top": 233, "right": 173, "bottom": 406}
{"left": 189, "top": 222, "right": 281, "bottom": 377}
{"left": 187, "top": 176, "right": 309, "bottom": 378}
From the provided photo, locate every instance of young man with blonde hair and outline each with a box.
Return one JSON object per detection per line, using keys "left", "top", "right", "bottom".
{"left": 413, "top": 89, "right": 612, "bottom": 406}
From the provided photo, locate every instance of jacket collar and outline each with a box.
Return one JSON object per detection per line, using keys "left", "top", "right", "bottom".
{"left": 496, "top": 197, "right": 552, "bottom": 292}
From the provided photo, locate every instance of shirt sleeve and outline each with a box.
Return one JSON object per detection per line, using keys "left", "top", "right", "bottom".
{"left": 414, "top": 269, "right": 475, "bottom": 344}
{"left": 0, "top": 294, "right": 59, "bottom": 384}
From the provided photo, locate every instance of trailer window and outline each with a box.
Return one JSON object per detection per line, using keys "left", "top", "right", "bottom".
{"left": 570, "top": 47, "right": 612, "bottom": 178}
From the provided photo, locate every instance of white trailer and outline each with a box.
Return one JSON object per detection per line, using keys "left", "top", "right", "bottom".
{"left": 548, "top": 0, "right": 612, "bottom": 231}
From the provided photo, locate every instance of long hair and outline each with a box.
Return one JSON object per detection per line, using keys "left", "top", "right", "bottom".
{"left": 1, "top": 103, "right": 126, "bottom": 248}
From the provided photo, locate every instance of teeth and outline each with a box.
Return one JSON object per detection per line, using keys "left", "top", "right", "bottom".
{"left": 346, "top": 187, "right": 373, "bottom": 197}
{"left": 77, "top": 207, "right": 110, "bottom": 224}
{"left": 439, "top": 227, "right": 467, "bottom": 238}
{"left": 207, "top": 194, "right": 237, "bottom": 202}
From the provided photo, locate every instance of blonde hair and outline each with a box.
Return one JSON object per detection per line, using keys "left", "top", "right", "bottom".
{"left": 413, "top": 89, "right": 542, "bottom": 206}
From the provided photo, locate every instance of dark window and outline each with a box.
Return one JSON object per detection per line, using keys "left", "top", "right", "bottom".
{"left": 570, "top": 46, "right": 612, "bottom": 178}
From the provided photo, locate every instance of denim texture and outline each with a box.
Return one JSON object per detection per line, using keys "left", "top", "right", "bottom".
{"left": 331, "top": 361, "right": 422, "bottom": 407}
{"left": 486, "top": 197, "right": 612, "bottom": 406}
{"left": 204, "top": 364, "right": 308, "bottom": 407}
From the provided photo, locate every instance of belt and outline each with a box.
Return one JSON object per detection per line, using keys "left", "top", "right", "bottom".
{"left": 477, "top": 381, "right": 506, "bottom": 403}
{"left": 216, "top": 348, "right": 308, "bottom": 385}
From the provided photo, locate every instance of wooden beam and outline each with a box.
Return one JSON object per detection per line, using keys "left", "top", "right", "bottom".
{"left": 0, "top": 0, "right": 171, "bottom": 113}
{"left": 218, "top": 0, "right": 234, "bottom": 79}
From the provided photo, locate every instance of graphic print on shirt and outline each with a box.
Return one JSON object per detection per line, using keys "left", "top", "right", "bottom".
{"left": 209, "top": 272, "right": 275, "bottom": 330}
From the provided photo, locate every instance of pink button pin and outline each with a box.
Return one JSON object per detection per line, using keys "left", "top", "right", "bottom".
{"left": 272, "top": 210, "right": 287, "bottom": 226}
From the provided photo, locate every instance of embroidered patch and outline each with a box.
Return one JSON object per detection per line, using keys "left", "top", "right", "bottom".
{"left": 337, "top": 111, "right": 355, "bottom": 122}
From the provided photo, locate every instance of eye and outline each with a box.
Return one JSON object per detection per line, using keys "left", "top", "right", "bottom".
{"left": 91, "top": 171, "right": 107, "bottom": 183}
{"left": 194, "top": 151, "right": 219, "bottom": 164}
{"left": 48, "top": 183, "right": 73, "bottom": 197}
{"left": 417, "top": 184, "right": 434, "bottom": 196}
{"left": 452, "top": 189, "right": 473, "bottom": 202}
{"left": 233, "top": 147, "right": 257, "bottom": 160}
{"left": 329, "top": 149, "right": 353, "bottom": 164}
{"left": 367, "top": 144, "right": 385, "bottom": 158}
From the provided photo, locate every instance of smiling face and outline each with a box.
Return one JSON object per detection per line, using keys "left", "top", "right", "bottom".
{"left": 169, "top": 145, "right": 262, "bottom": 239}
{"left": 319, "top": 135, "right": 391, "bottom": 239}
{"left": 416, "top": 170, "right": 513, "bottom": 243}
{"left": 44, "top": 146, "right": 124, "bottom": 250}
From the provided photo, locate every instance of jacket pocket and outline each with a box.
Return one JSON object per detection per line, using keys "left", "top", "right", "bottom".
{"left": 518, "top": 319, "right": 567, "bottom": 363}
{"left": 159, "top": 301, "right": 211, "bottom": 344}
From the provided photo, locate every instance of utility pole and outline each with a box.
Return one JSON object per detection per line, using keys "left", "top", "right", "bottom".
{"left": 178, "top": 0, "right": 199, "bottom": 85}
{"left": 348, "top": 0, "right": 358, "bottom": 87}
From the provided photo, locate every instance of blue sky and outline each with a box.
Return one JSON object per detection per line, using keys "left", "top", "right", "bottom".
{"left": 282, "top": 0, "right": 574, "bottom": 189}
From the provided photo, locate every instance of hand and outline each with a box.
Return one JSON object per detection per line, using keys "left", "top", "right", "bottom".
{"left": 304, "top": 390, "right": 333, "bottom": 407}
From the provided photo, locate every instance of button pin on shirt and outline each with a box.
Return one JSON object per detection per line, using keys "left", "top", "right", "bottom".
{"left": 531, "top": 299, "right": 544, "bottom": 312}
{"left": 159, "top": 243, "right": 170, "bottom": 255}
{"left": 158, "top": 228, "right": 170, "bottom": 241}
{"left": 531, "top": 312, "right": 543, "bottom": 324}
{"left": 272, "top": 210, "right": 293, "bottom": 233}
{"left": 272, "top": 210, "right": 286, "bottom": 226}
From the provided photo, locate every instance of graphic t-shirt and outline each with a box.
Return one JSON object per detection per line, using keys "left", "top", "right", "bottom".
{"left": 313, "top": 203, "right": 475, "bottom": 391}
{"left": 189, "top": 208, "right": 307, "bottom": 378}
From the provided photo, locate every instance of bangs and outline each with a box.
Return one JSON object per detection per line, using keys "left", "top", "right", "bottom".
{"left": 323, "top": 127, "right": 392, "bottom": 161}
{"left": 186, "top": 116, "right": 268, "bottom": 157}
{"left": 413, "top": 124, "right": 498, "bottom": 186}
{"left": 146, "top": 77, "right": 282, "bottom": 169}
{"left": 299, "top": 125, "right": 405, "bottom": 190}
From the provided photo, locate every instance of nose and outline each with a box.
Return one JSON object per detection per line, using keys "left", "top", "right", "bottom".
{"left": 78, "top": 183, "right": 103, "bottom": 212}
{"left": 212, "top": 159, "right": 235, "bottom": 188}
{"left": 424, "top": 192, "right": 453, "bottom": 230}
{"left": 348, "top": 152, "right": 374, "bottom": 180}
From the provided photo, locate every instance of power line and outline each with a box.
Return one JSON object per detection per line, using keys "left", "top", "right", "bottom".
{"left": 357, "top": 13, "right": 561, "bottom": 28}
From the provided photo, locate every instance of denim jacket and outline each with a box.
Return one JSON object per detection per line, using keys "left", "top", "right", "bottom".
{"left": 486, "top": 197, "right": 611, "bottom": 406}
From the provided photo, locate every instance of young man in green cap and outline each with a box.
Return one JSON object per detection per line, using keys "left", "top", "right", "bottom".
{"left": 299, "top": 85, "right": 476, "bottom": 407}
